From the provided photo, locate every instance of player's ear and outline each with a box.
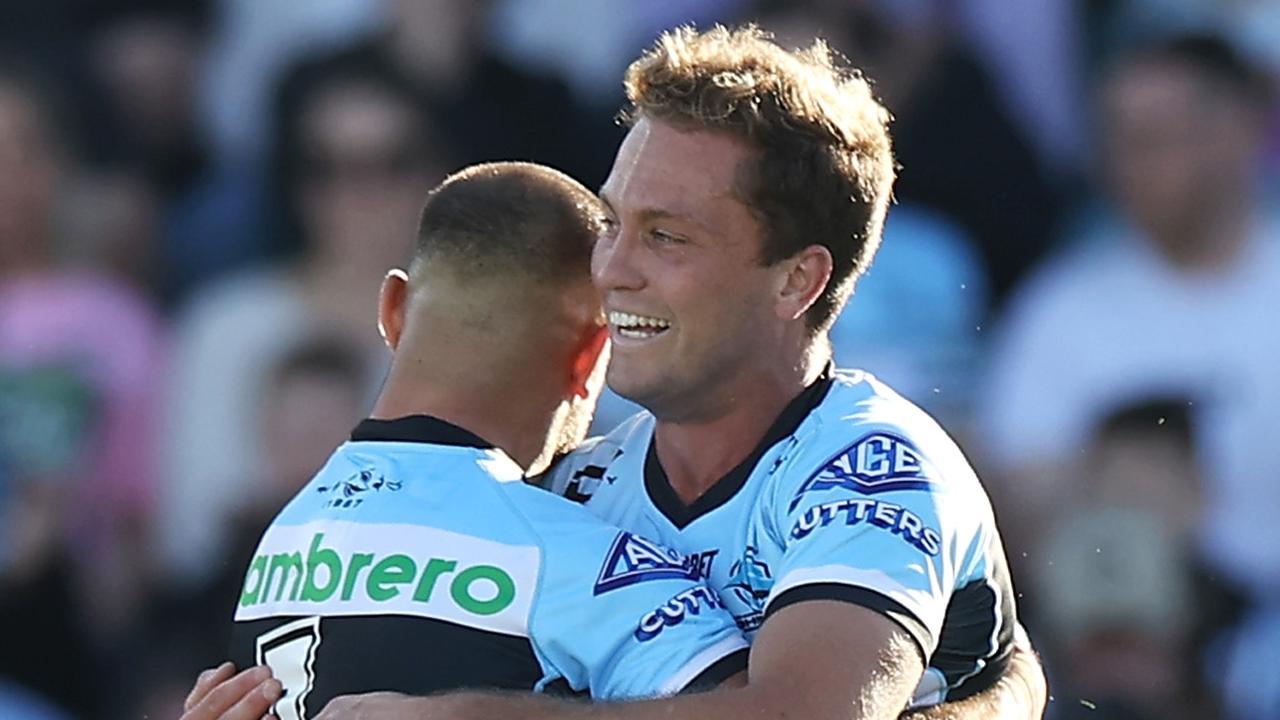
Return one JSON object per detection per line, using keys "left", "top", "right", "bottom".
{"left": 569, "top": 324, "right": 610, "bottom": 400}
{"left": 775, "top": 244, "right": 832, "bottom": 322}
{"left": 378, "top": 268, "right": 410, "bottom": 350}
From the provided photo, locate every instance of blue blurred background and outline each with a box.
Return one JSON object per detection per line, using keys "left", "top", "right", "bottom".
{"left": 1, "top": 1, "right": 1278, "bottom": 718}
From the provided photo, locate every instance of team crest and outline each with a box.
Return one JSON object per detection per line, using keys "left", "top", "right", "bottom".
{"left": 724, "top": 545, "right": 772, "bottom": 632}
{"left": 593, "top": 532, "right": 700, "bottom": 595}
{"left": 316, "top": 468, "right": 401, "bottom": 509}
{"left": 788, "top": 432, "right": 937, "bottom": 512}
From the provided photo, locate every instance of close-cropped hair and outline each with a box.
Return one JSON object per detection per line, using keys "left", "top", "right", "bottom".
{"left": 622, "top": 24, "right": 896, "bottom": 331}
{"left": 414, "top": 162, "right": 605, "bottom": 284}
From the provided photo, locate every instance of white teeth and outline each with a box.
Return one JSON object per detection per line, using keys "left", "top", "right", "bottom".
{"left": 608, "top": 311, "right": 671, "bottom": 330}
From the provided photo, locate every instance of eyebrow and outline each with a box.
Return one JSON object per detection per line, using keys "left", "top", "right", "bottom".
{"left": 597, "top": 187, "right": 719, "bottom": 235}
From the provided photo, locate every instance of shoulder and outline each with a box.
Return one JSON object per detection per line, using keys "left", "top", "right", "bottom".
{"left": 774, "top": 371, "right": 987, "bottom": 518}
{"left": 496, "top": 468, "right": 634, "bottom": 552}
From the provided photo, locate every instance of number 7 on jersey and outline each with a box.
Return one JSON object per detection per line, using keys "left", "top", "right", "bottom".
{"left": 256, "top": 616, "right": 323, "bottom": 720}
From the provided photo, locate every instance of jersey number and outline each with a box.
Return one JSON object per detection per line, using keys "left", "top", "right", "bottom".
{"left": 256, "top": 616, "right": 322, "bottom": 720}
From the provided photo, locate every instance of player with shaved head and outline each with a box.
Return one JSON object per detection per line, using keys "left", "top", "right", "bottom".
{"left": 183, "top": 162, "right": 749, "bottom": 720}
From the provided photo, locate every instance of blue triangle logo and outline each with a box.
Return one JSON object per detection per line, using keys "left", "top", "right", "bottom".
{"left": 593, "top": 532, "right": 701, "bottom": 595}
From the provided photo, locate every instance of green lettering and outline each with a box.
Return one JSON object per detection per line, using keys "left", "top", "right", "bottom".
{"left": 367, "top": 554, "right": 417, "bottom": 601}
{"left": 267, "top": 552, "right": 304, "bottom": 601}
{"left": 341, "top": 553, "right": 375, "bottom": 600}
{"left": 451, "top": 565, "right": 516, "bottom": 615}
{"left": 412, "top": 558, "right": 457, "bottom": 602}
{"left": 239, "top": 555, "right": 268, "bottom": 607}
{"left": 301, "top": 533, "right": 342, "bottom": 602}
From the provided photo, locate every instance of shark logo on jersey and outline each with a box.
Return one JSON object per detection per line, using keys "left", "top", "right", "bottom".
{"left": 316, "top": 469, "right": 402, "bottom": 509}
{"left": 787, "top": 432, "right": 937, "bottom": 512}
{"left": 724, "top": 545, "right": 772, "bottom": 632}
{"left": 593, "top": 532, "right": 701, "bottom": 595}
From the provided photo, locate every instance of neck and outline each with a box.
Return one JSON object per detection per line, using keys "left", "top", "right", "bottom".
{"left": 653, "top": 342, "right": 828, "bottom": 505}
{"left": 370, "top": 350, "right": 559, "bottom": 473}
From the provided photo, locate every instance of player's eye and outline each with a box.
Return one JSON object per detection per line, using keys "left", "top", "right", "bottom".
{"left": 648, "top": 228, "right": 687, "bottom": 246}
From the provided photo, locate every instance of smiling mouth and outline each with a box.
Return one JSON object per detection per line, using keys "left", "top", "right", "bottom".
{"left": 608, "top": 311, "right": 672, "bottom": 340}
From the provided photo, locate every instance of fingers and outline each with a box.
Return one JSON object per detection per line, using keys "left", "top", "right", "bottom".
{"left": 181, "top": 665, "right": 280, "bottom": 720}
{"left": 185, "top": 662, "right": 236, "bottom": 712}
{"left": 223, "top": 678, "right": 283, "bottom": 720}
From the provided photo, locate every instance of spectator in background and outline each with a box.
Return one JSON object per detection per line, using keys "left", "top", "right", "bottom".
{"left": 1037, "top": 509, "right": 1196, "bottom": 720}
{"left": 753, "top": 0, "right": 1061, "bottom": 303}
{"left": 1033, "top": 400, "right": 1216, "bottom": 720}
{"left": 157, "top": 64, "right": 448, "bottom": 589}
{"left": 275, "top": 0, "right": 613, "bottom": 188}
{"left": 83, "top": 2, "right": 267, "bottom": 305}
{"left": 200, "top": 0, "right": 386, "bottom": 166}
{"left": 980, "top": 34, "right": 1280, "bottom": 628}
{"left": 1086, "top": 0, "right": 1280, "bottom": 179}
{"left": 57, "top": 168, "right": 161, "bottom": 298}
{"left": 0, "top": 66, "right": 166, "bottom": 718}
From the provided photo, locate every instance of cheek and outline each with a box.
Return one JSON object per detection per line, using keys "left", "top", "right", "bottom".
{"left": 672, "top": 266, "right": 772, "bottom": 341}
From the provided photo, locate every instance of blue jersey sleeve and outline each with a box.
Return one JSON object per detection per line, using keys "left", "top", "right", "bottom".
{"left": 763, "top": 427, "right": 978, "bottom": 659}
{"left": 502, "top": 484, "right": 748, "bottom": 700}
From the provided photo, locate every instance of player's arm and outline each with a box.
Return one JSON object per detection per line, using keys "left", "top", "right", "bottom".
{"left": 315, "top": 598, "right": 922, "bottom": 720}
{"left": 191, "top": 634, "right": 1043, "bottom": 720}
{"left": 900, "top": 635, "right": 1046, "bottom": 720}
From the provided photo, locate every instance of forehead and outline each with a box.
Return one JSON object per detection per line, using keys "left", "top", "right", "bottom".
{"left": 602, "top": 117, "right": 755, "bottom": 216}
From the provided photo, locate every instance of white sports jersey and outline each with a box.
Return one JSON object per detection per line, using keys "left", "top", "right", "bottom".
{"left": 546, "top": 368, "right": 1017, "bottom": 706}
{"left": 230, "top": 416, "right": 747, "bottom": 718}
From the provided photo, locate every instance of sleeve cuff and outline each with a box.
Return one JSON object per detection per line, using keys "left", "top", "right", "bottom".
{"left": 679, "top": 647, "right": 748, "bottom": 693}
{"left": 765, "top": 583, "right": 933, "bottom": 663}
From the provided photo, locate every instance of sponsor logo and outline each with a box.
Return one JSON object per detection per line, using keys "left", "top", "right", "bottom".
{"left": 594, "top": 532, "right": 702, "bottom": 595}
{"left": 788, "top": 433, "right": 937, "bottom": 512}
{"left": 689, "top": 549, "right": 718, "bottom": 580}
{"left": 316, "top": 469, "right": 401, "bottom": 509}
{"left": 233, "top": 522, "right": 539, "bottom": 637}
{"left": 239, "top": 531, "right": 517, "bottom": 615}
{"left": 791, "top": 498, "right": 942, "bottom": 556}
{"left": 634, "top": 586, "right": 726, "bottom": 642}
{"left": 561, "top": 448, "right": 624, "bottom": 503}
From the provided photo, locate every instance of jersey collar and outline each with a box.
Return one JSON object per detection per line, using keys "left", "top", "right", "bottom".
{"left": 350, "top": 415, "right": 495, "bottom": 449}
{"left": 644, "top": 363, "right": 836, "bottom": 529}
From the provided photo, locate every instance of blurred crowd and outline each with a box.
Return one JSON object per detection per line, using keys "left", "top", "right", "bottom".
{"left": 1, "top": 1, "right": 1278, "bottom": 719}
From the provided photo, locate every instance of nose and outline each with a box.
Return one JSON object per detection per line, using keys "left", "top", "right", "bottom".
{"left": 592, "top": 225, "right": 646, "bottom": 293}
